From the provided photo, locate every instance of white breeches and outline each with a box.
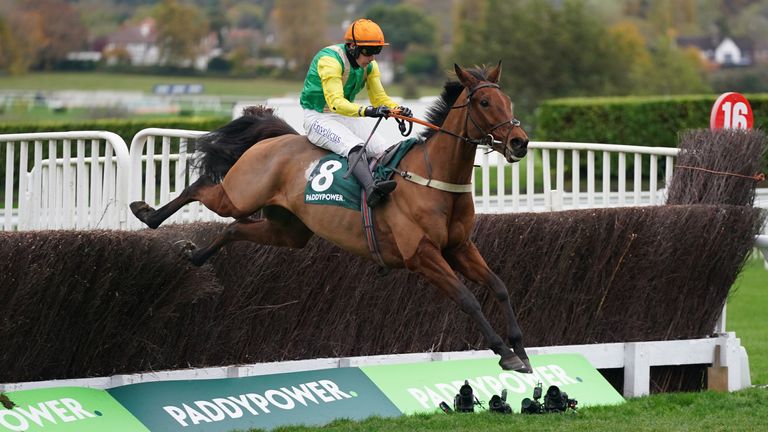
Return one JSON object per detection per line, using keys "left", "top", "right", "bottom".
{"left": 303, "top": 109, "right": 389, "bottom": 158}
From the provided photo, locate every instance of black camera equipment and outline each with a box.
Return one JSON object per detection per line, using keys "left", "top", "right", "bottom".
{"left": 488, "top": 389, "right": 512, "bottom": 414}
{"left": 520, "top": 382, "right": 544, "bottom": 414}
{"left": 453, "top": 380, "right": 482, "bottom": 413}
{"left": 543, "top": 385, "right": 578, "bottom": 412}
{"left": 438, "top": 401, "right": 452, "bottom": 413}
{"left": 521, "top": 383, "right": 578, "bottom": 414}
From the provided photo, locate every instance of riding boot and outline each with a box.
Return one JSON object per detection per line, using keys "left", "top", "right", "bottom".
{"left": 348, "top": 145, "right": 397, "bottom": 208}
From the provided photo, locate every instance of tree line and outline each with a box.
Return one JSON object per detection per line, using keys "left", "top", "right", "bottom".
{"left": 1, "top": 0, "right": 767, "bottom": 102}
{"left": 453, "top": 0, "right": 713, "bottom": 114}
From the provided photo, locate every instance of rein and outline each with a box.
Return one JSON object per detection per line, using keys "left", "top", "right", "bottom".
{"left": 389, "top": 83, "right": 522, "bottom": 150}
{"left": 385, "top": 82, "right": 522, "bottom": 193}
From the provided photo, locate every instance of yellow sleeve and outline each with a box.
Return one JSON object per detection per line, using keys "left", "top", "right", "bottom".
{"left": 317, "top": 55, "right": 365, "bottom": 117}
{"left": 366, "top": 61, "right": 398, "bottom": 109}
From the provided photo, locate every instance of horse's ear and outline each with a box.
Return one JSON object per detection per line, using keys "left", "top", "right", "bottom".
{"left": 454, "top": 63, "right": 478, "bottom": 88}
{"left": 487, "top": 60, "right": 502, "bottom": 83}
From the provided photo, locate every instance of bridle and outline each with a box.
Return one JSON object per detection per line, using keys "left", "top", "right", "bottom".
{"left": 446, "top": 82, "right": 522, "bottom": 151}
{"left": 391, "top": 82, "right": 522, "bottom": 151}
{"left": 387, "top": 81, "right": 525, "bottom": 194}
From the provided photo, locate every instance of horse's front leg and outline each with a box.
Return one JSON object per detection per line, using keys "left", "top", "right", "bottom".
{"left": 445, "top": 240, "right": 532, "bottom": 373}
{"left": 404, "top": 236, "right": 527, "bottom": 372}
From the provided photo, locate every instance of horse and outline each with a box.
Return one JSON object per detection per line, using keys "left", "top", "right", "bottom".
{"left": 130, "top": 63, "right": 532, "bottom": 372}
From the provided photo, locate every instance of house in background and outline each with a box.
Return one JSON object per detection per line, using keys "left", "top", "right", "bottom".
{"left": 104, "top": 18, "right": 160, "bottom": 67}
{"left": 102, "top": 17, "right": 219, "bottom": 70}
{"left": 677, "top": 36, "right": 754, "bottom": 67}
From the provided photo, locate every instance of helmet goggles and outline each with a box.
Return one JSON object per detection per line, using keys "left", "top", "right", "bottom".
{"left": 358, "top": 45, "right": 383, "bottom": 56}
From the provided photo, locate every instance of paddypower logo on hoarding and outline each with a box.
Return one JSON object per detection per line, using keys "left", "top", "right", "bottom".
{"left": 108, "top": 368, "right": 400, "bottom": 432}
{"left": 161, "top": 378, "right": 356, "bottom": 427}
{"left": 361, "top": 353, "right": 625, "bottom": 414}
{"left": 404, "top": 363, "right": 580, "bottom": 409}
{"left": 0, "top": 387, "right": 149, "bottom": 432}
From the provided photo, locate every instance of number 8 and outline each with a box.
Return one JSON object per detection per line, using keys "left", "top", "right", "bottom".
{"left": 311, "top": 160, "right": 343, "bottom": 192}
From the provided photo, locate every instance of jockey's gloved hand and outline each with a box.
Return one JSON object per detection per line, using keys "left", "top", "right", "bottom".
{"left": 364, "top": 105, "right": 391, "bottom": 118}
{"left": 396, "top": 106, "right": 413, "bottom": 118}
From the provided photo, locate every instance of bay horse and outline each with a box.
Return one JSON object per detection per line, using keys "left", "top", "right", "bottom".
{"left": 130, "top": 63, "right": 532, "bottom": 372}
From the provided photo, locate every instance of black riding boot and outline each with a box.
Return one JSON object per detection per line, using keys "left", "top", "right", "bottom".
{"left": 348, "top": 145, "right": 396, "bottom": 208}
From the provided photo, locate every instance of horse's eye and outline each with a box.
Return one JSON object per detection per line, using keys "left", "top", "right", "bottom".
{"left": 480, "top": 100, "right": 490, "bottom": 107}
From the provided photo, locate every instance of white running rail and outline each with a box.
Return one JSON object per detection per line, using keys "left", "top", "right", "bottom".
{"left": 0, "top": 131, "right": 130, "bottom": 230}
{"left": 474, "top": 141, "right": 679, "bottom": 213}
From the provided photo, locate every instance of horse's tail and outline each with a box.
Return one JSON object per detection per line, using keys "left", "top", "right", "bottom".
{"left": 195, "top": 105, "right": 299, "bottom": 181}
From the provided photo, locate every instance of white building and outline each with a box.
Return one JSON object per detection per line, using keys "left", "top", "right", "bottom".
{"left": 677, "top": 35, "right": 753, "bottom": 67}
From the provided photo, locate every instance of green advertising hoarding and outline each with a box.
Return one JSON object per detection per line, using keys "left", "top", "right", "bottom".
{"left": 108, "top": 367, "right": 401, "bottom": 431}
{"left": 0, "top": 387, "right": 149, "bottom": 432}
{"left": 360, "top": 353, "right": 624, "bottom": 414}
{"left": 2, "top": 353, "right": 623, "bottom": 431}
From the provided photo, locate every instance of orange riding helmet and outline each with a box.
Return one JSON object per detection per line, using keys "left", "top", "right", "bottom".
{"left": 344, "top": 19, "right": 389, "bottom": 46}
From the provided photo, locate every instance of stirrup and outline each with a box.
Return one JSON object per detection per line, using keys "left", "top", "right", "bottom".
{"left": 366, "top": 180, "right": 397, "bottom": 208}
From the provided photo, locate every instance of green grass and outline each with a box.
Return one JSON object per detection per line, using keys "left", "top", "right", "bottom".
{"left": 0, "top": 72, "right": 301, "bottom": 96}
{"left": 727, "top": 257, "right": 768, "bottom": 385}
{"left": 0, "top": 72, "right": 440, "bottom": 98}
{"left": 241, "top": 387, "right": 768, "bottom": 432}
{"left": 0, "top": 72, "right": 440, "bottom": 123}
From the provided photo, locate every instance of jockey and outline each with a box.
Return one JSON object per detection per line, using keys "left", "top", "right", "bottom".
{"left": 300, "top": 18, "right": 412, "bottom": 208}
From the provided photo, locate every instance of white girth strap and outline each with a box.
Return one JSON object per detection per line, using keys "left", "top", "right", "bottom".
{"left": 397, "top": 170, "right": 473, "bottom": 193}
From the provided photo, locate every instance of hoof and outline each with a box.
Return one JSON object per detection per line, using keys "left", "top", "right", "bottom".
{"left": 499, "top": 353, "right": 531, "bottom": 373}
{"left": 521, "top": 357, "right": 533, "bottom": 373}
{"left": 130, "top": 201, "right": 159, "bottom": 229}
{"left": 178, "top": 240, "right": 198, "bottom": 261}
{"left": 178, "top": 240, "right": 208, "bottom": 267}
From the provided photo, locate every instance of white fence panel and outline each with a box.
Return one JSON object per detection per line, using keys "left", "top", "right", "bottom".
{"left": 472, "top": 142, "right": 681, "bottom": 214}
{"left": 0, "top": 131, "right": 129, "bottom": 231}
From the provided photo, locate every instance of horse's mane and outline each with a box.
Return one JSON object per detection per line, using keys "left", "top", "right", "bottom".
{"left": 195, "top": 105, "right": 299, "bottom": 181}
{"left": 418, "top": 67, "right": 492, "bottom": 141}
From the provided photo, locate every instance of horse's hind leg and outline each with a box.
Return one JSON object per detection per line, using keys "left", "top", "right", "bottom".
{"left": 445, "top": 240, "right": 532, "bottom": 373}
{"left": 131, "top": 176, "right": 245, "bottom": 229}
{"left": 185, "top": 206, "right": 313, "bottom": 266}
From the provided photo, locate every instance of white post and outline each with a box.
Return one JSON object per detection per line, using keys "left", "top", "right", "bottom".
{"left": 718, "top": 333, "right": 745, "bottom": 392}
{"left": 623, "top": 342, "right": 650, "bottom": 397}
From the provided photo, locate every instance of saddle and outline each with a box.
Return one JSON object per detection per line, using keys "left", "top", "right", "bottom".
{"left": 303, "top": 138, "right": 420, "bottom": 211}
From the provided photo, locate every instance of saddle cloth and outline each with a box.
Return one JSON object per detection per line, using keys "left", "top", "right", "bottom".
{"left": 303, "top": 137, "right": 420, "bottom": 210}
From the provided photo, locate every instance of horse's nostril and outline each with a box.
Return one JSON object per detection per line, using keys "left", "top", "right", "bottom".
{"left": 511, "top": 137, "right": 529, "bottom": 149}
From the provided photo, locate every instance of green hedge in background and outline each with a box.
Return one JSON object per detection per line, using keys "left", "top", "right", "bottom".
{"left": 534, "top": 94, "right": 768, "bottom": 147}
{"left": 0, "top": 116, "right": 229, "bottom": 144}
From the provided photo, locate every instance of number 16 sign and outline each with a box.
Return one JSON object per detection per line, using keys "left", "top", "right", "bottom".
{"left": 710, "top": 92, "right": 754, "bottom": 130}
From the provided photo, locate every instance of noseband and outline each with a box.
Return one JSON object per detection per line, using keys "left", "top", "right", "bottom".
{"left": 443, "top": 82, "right": 522, "bottom": 148}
